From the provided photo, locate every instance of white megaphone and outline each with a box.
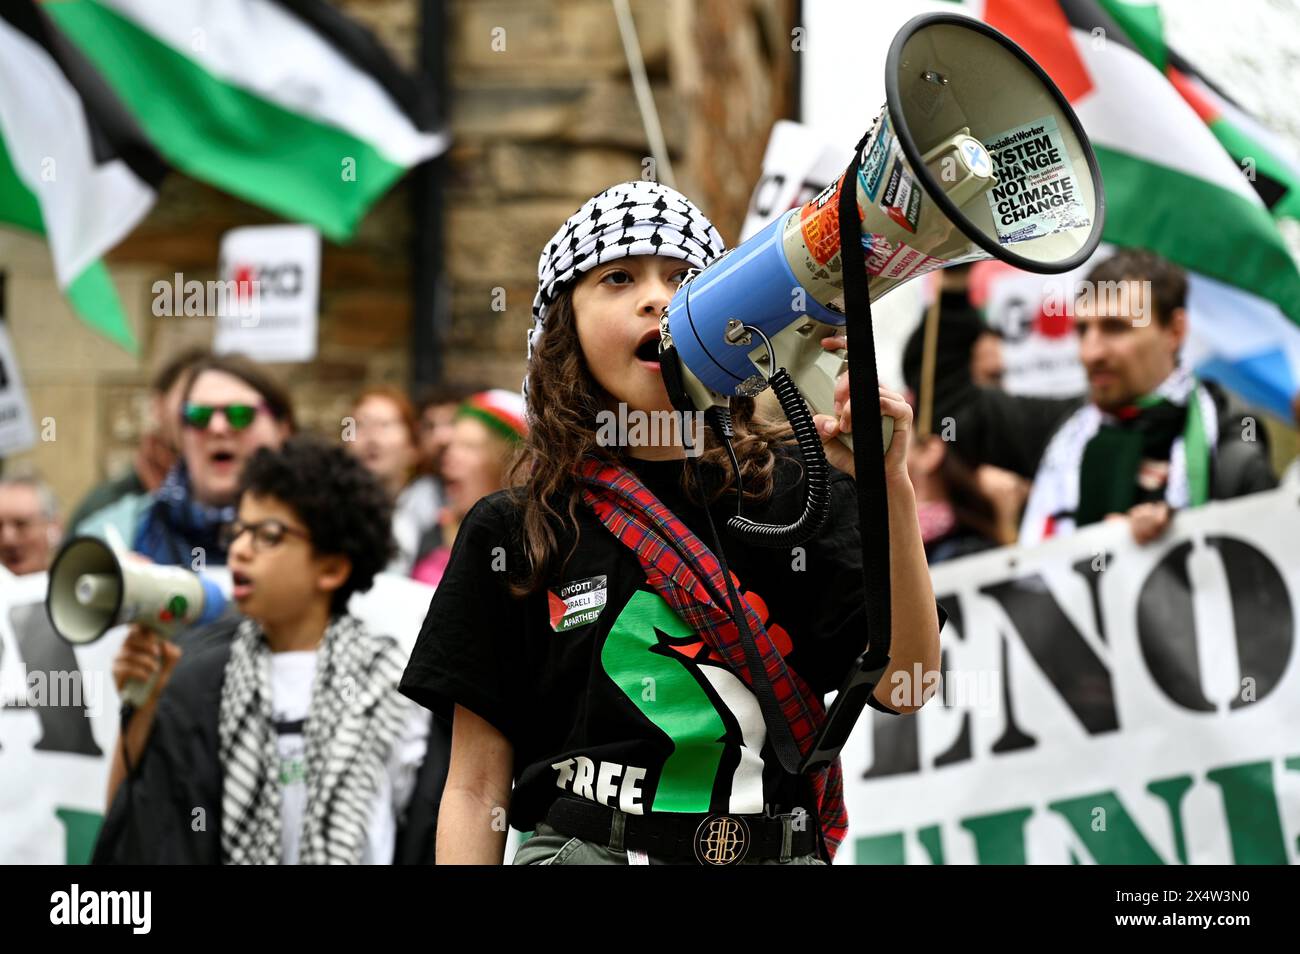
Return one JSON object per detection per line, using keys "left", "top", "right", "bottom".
{"left": 659, "top": 12, "right": 1104, "bottom": 545}
{"left": 46, "top": 536, "right": 228, "bottom": 707}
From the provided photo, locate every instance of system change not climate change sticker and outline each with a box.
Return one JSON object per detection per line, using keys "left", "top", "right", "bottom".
{"left": 984, "top": 115, "right": 1091, "bottom": 245}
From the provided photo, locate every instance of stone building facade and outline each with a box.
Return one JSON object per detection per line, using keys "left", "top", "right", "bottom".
{"left": 0, "top": 0, "right": 797, "bottom": 516}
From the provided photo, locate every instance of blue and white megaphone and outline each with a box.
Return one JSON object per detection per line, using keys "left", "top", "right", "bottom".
{"left": 659, "top": 12, "right": 1104, "bottom": 546}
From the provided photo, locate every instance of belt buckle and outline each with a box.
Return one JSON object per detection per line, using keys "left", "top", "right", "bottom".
{"left": 694, "top": 814, "right": 750, "bottom": 866}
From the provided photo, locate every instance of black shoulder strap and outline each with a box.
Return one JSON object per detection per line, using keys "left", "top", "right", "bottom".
{"left": 681, "top": 130, "right": 897, "bottom": 778}
{"left": 794, "top": 133, "right": 900, "bottom": 773}
{"left": 838, "top": 135, "right": 893, "bottom": 680}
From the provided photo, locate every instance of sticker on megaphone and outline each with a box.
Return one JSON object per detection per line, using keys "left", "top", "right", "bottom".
{"left": 983, "top": 116, "right": 1091, "bottom": 244}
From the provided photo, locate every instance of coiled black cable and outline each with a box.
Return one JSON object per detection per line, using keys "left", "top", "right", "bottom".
{"left": 702, "top": 404, "right": 744, "bottom": 515}
{"left": 723, "top": 367, "right": 831, "bottom": 548}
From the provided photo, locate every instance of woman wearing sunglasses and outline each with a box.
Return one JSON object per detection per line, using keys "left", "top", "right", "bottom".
{"left": 79, "top": 353, "right": 295, "bottom": 566}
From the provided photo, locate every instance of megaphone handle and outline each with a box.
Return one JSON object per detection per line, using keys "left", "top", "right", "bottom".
{"left": 120, "top": 671, "right": 160, "bottom": 709}
{"left": 794, "top": 345, "right": 894, "bottom": 455}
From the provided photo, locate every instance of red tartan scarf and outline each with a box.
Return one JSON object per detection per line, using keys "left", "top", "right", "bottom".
{"left": 575, "top": 455, "right": 847, "bottom": 859}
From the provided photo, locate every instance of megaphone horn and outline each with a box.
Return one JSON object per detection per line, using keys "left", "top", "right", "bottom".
{"left": 662, "top": 12, "right": 1104, "bottom": 545}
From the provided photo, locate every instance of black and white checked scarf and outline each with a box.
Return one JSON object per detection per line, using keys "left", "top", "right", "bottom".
{"left": 218, "top": 614, "right": 411, "bottom": 865}
{"left": 523, "top": 180, "right": 726, "bottom": 410}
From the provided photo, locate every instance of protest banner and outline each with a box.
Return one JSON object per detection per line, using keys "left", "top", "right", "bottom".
{"left": 841, "top": 487, "right": 1298, "bottom": 864}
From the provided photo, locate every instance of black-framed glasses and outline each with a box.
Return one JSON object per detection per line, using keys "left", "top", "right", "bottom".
{"left": 182, "top": 401, "right": 271, "bottom": 431}
{"left": 220, "top": 518, "right": 311, "bottom": 552}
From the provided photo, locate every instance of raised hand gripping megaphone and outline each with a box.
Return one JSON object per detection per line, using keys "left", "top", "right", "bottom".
{"left": 46, "top": 536, "right": 227, "bottom": 707}
{"left": 659, "top": 12, "right": 1104, "bottom": 547}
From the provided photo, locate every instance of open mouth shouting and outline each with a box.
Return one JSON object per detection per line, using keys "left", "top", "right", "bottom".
{"left": 209, "top": 448, "right": 238, "bottom": 473}
{"left": 634, "top": 329, "right": 661, "bottom": 369}
{"left": 231, "top": 568, "right": 254, "bottom": 601}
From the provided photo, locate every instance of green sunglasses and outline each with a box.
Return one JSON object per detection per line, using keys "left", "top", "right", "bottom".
{"left": 181, "top": 401, "right": 271, "bottom": 431}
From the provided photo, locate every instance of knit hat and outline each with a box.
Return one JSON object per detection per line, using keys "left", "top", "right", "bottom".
{"left": 456, "top": 389, "right": 528, "bottom": 442}
{"left": 523, "top": 180, "right": 726, "bottom": 411}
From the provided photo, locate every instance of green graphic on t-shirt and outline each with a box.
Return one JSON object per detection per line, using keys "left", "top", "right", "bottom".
{"left": 601, "top": 590, "right": 728, "bottom": 813}
{"left": 279, "top": 758, "right": 306, "bottom": 786}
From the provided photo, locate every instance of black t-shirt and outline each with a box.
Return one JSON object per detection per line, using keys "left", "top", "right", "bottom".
{"left": 399, "top": 450, "right": 945, "bottom": 832}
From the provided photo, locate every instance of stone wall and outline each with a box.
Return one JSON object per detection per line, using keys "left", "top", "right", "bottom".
{"left": 432, "top": 0, "right": 796, "bottom": 387}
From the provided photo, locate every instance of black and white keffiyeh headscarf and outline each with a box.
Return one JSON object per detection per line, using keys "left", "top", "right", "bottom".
{"left": 218, "top": 613, "right": 411, "bottom": 865}
{"left": 523, "top": 180, "right": 726, "bottom": 411}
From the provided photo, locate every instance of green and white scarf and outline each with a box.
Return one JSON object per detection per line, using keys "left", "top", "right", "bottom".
{"left": 1020, "top": 366, "right": 1216, "bottom": 546}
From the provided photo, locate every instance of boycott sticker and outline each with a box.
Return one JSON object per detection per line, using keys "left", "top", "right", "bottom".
{"left": 880, "top": 157, "right": 921, "bottom": 233}
{"left": 548, "top": 575, "right": 609, "bottom": 632}
{"left": 983, "top": 116, "right": 1090, "bottom": 245}
{"left": 857, "top": 112, "right": 892, "bottom": 202}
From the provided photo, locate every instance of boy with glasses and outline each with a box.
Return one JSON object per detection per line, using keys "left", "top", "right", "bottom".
{"left": 96, "top": 436, "right": 432, "bottom": 864}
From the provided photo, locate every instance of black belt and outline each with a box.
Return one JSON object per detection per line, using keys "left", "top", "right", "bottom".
{"left": 545, "top": 797, "right": 819, "bottom": 865}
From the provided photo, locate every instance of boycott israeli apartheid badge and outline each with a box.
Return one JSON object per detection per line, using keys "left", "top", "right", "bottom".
{"left": 548, "top": 575, "right": 608, "bottom": 632}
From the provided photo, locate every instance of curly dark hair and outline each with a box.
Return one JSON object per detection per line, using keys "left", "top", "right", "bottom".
{"left": 238, "top": 435, "right": 395, "bottom": 613}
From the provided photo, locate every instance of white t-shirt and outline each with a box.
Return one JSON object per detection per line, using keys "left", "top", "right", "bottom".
{"left": 270, "top": 650, "right": 429, "bottom": 865}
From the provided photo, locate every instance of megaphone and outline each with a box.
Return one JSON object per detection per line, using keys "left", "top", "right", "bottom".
{"left": 46, "top": 536, "right": 227, "bottom": 707}
{"left": 660, "top": 12, "right": 1103, "bottom": 545}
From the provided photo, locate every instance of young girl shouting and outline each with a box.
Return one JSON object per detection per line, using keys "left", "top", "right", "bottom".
{"left": 400, "top": 181, "right": 944, "bottom": 865}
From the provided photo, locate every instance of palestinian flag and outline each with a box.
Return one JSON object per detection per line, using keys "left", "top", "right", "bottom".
{"left": 0, "top": 0, "right": 164, "bottom": 351}
{"left": 956, "top": 0, "right": 1300, "bottom": 417}
{"left": 44, "top": 0, "right": 449, "bottom": 242}
{"left": 1094, "top": 0, "right": 1300, "bottom": 223}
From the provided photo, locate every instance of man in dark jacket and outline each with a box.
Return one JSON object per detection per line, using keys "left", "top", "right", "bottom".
{"left": 910, "top": 249, "right": 1277, "bottom": 546}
